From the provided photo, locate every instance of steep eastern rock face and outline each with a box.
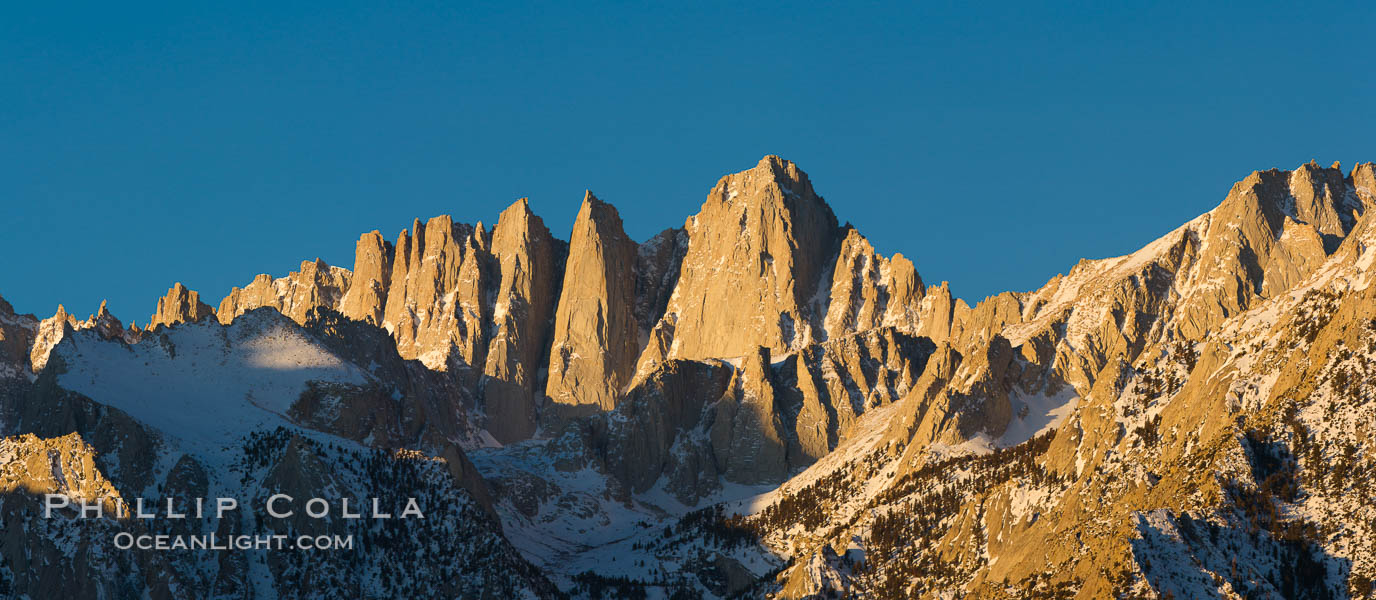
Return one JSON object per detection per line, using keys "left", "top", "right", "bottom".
{"left": 568, "top": 358, "right": 737, "bottom": 503}
{"left": 147, "top": 282, "right": 214, "bottom": 330}
{"left": 481, "top": 199, "right": 566, "bottom": 444}
{"left": 337, "top": 231, "right": 394, "bottom": 325}
{"left": 710, "top": 346, "right": 789, "bottom": 485}
{"left": 216, "top": 258, "right": 352, "bottom": 325}
{"left": 639, "top": 156, "right": 842, "bottom": 369}
{"left": 545, "top": 192, "right": 639, "bottom": 411}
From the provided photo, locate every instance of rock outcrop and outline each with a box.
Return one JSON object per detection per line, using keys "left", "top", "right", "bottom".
{"left": 77, "top": 300, "right": 128, "bottom": 342}
{"left": 0, "top": 432, "right": 123, "bottom": 514}
{"left": 337, "top": 231, "right": 394, "bottom": 325}
{"left": 545, "top": 192, "right": 639, "bottom": 411}
{"left": 147, "top": 282, "right": 214, "bottom": 330}
{"left": 217, "top": 258, "right": 352, "bottom": 325}
{"left": 822, "top": 228, "right": 925, "bottom": 340}
{"left": 382, "top": 216, "right": 494, "bottom": 370}
{"left": 0, "top": 432, "right": 162, "bottom": 599}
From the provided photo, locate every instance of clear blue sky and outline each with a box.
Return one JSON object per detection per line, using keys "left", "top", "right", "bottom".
{"left": 3, "top": 2, "right": 1373, "bottom": 322}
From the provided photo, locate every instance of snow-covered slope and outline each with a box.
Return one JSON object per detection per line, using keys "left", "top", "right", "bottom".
{"left": 54, "top": 309, "right": 368, "bottom": 463}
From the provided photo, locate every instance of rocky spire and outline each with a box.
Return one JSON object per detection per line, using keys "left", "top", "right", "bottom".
{"left": 545, "top": 192, "right": 639, "bottom": 411}
{"left": 381, "top": 221, "right": 420, "bottom": 337}
{"left": 30, "top": 304, "right": 76, "bottom": 371}
{"left": 338, "top": 231, "right": 394, "bottom": 325}
{"left": 148, "top": 283, "right": 214, "bottom": 330}
{"left": 78, "top": 300, "right": 126, "bottom": 341}
{"left": 482, "top": 198, "right": 565, "bottom": 443}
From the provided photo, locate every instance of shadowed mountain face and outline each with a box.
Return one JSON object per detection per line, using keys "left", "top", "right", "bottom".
{"left": 2, "top": 157, "right": 1375, "bottom": 598}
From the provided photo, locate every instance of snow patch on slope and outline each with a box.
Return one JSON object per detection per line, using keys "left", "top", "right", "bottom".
{"left": 53, "top": 310, "right": 368, "bottom": 465}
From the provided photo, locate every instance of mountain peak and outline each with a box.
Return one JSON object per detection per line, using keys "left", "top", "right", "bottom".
{"left": 1220, "top": 162, "right": 1356, "bottom": 242}
{"left": 546, "top": 190, "right": 638, "bottom": 411}
{"left": 500, "top": 197, "right": 535, "bottom": 222}
{"left": 646, "top": 157, "right": 845, "bottom": 362}
{"left": 712, "top": 155, "right": 824, "bottom": 210}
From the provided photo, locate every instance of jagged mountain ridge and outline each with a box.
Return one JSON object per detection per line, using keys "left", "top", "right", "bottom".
{"left": 76, "top": 155, "right": 949, "bottom": 464}
{"left": 1, "top": 157, "right": 1373, "bottom": 598}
